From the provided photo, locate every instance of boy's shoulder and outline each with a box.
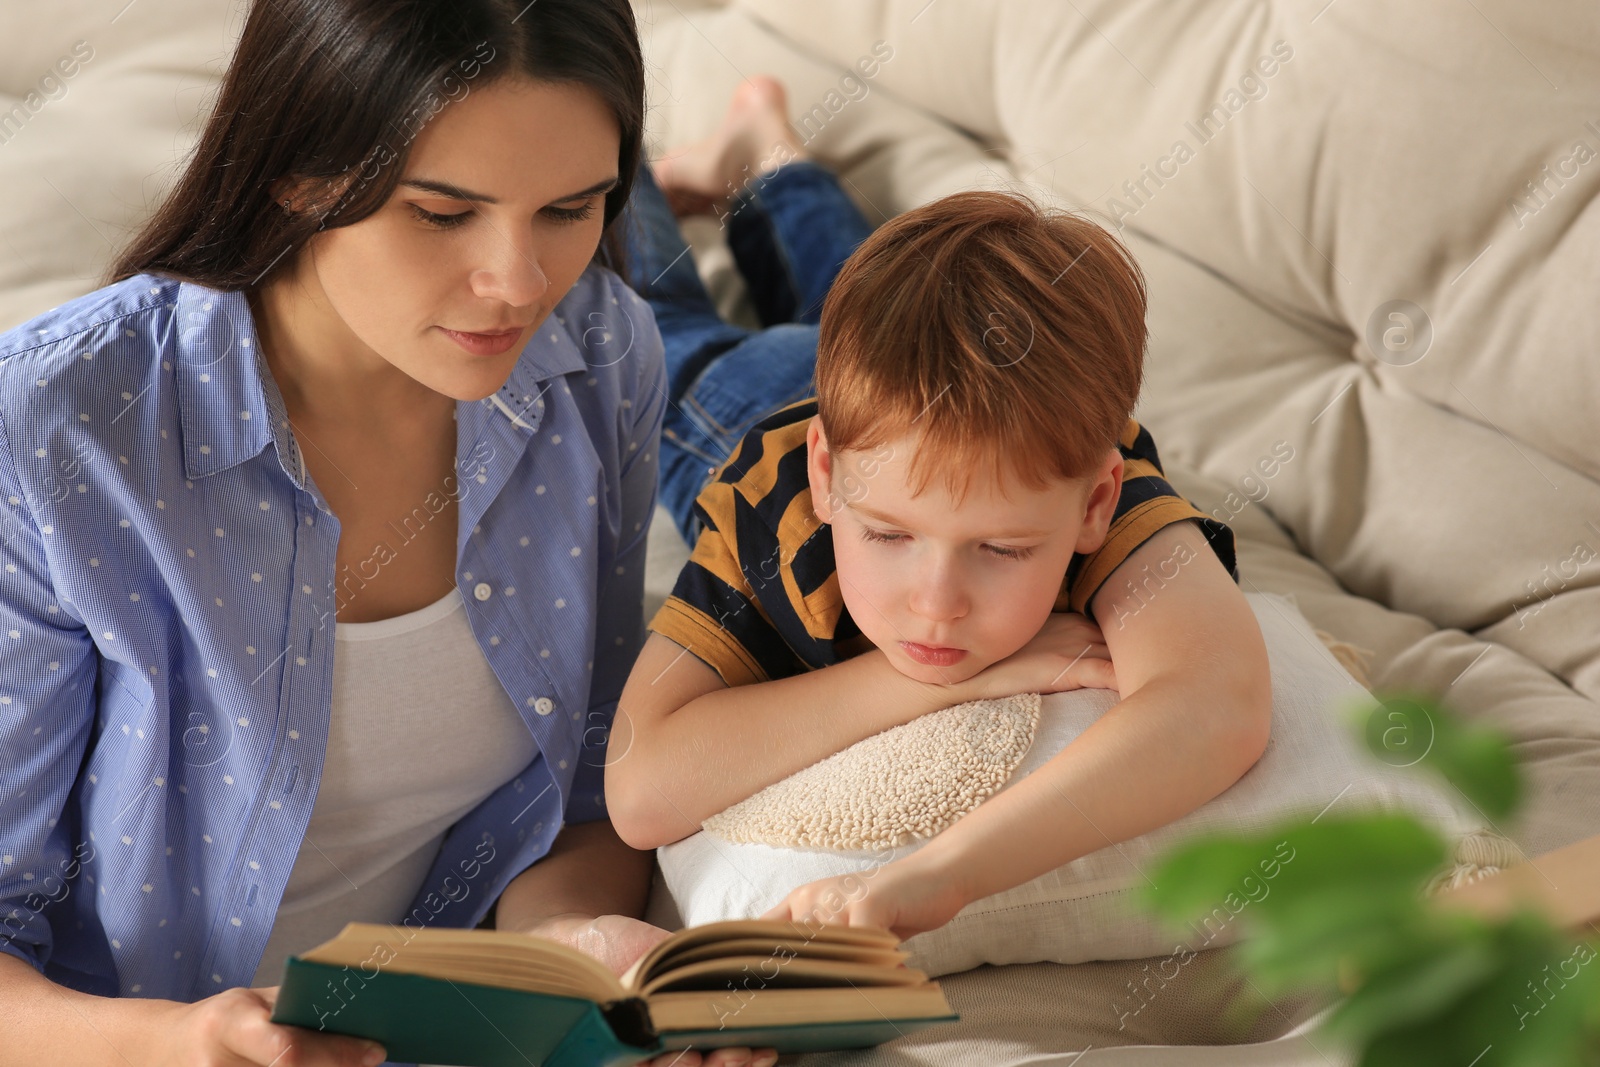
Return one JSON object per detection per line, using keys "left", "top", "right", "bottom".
{"left": 653, "top": 396, "right": 848, "bottom": 686}
{"left": 709, "top": 396, "right": 816, "bottom": 488}
{"left": 694, "top": 396, "right": 821, "bottom": 542}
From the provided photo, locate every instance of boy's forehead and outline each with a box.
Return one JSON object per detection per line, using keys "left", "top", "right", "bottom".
{"left": 831, "top": 438, "right": 1086, "bottom": 532}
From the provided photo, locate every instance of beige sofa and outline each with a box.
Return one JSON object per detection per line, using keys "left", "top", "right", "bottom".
{"left": 4, "top": 1, "right": 1596, "bottom": 1063}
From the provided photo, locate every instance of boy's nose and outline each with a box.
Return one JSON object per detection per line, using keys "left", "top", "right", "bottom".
{"left": 908, "top": 575, "right": 968, "bottom": 624}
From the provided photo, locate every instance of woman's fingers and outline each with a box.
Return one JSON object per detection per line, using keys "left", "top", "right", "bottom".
{"left": 701, "top": 1048, "right": 778, "bottom": 1067}
{"left": 648, "top": 1051, "right": 702, "bottom": 1067}
{"left": 648, "top": 1047, "right": 777, "bottom": 1067}
{"left": 207, "top": 988, "right": 384, "bottom": 1067}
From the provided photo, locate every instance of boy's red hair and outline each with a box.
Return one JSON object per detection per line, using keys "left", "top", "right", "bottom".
{"left": 815, "top": 190, "right": 1146, "bottom": 500}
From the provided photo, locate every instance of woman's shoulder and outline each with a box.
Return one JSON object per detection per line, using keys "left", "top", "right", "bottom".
{"left": 555, "top": 262, "right": 651, "bottom": 319}
{"left": 0, "top": 273, "right": 182, "bottom": 406}
{"left": 524, "top": 263, "right": 662, "bottom": 412}
{"left": 547, "top": 263, "right": 658, "bottom": 360}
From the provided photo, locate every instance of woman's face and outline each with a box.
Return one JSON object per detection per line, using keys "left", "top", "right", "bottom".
{"left": 285, "top": 76, "right": 622, "bottom": 402}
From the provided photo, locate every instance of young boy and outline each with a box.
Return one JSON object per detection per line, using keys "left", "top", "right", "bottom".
{"left": 607, "top": 90, "right": 1271, "bottom": 942}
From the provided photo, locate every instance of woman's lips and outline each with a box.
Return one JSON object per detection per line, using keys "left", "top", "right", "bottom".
{"left": 900, "top": 641, "right": 967, "bottom": 667}
{"left": 438, "top": 325, "right": 525, "bottom": 356}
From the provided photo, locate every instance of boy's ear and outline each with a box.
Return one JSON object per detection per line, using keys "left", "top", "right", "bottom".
{"left": 806, "top": 416, "right": 838, "bottom": 523}
{"left": 1074, "top": 448, "right": 1125, "bottom": 554}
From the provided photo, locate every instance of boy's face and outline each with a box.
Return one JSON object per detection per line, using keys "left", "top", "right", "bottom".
{"left": 806, "top": 418, "right": 1123, "bottom": 687}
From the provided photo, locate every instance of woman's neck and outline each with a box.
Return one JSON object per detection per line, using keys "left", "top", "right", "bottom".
{"left": 247, "top": 259, "right": 452, "bottom": 435}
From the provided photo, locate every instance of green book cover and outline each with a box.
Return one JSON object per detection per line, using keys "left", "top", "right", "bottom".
{"left": 271, "top": 947, "right": 959, "bottom": 1067}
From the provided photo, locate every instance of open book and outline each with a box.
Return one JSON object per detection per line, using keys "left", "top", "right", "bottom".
{"left": 269, "top": 920, "right": 958, "bottom": 1067}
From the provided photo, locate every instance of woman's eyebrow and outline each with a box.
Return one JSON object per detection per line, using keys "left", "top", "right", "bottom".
{"left": 398, "top": 175, "right": 620, "bottom": 205}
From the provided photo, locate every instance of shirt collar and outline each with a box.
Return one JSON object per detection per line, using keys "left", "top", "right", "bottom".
{"left": 173, "top": 282, "right": 591, "bottom": 485}
{"left": 475, "top": 314, "right": 591, "bottom": 436}
{"left": 172, "top": 284, "right": 278, "bottom": 484}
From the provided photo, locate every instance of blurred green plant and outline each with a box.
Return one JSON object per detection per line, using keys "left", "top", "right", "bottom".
{"left": 1138, "top": 693, "right": 1600, "bottom": 1066}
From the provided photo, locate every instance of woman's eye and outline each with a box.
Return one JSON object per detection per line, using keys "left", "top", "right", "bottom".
{"left": 546, "top": 201, "right": 598, "bottom": 224}
{"left": 858, "top": 527, "right": 903, "bottom": 546}
{"left": 409, "top": 203, "right": 470, "bottom": 229}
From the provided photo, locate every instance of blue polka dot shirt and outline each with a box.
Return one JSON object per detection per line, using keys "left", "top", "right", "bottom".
{"left": 0, "top": 264, "right": 665, "bottom": 1001}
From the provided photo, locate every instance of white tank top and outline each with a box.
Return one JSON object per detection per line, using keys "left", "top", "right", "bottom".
{"left": 250, "top": 587, "right": 540, "bottom": 988}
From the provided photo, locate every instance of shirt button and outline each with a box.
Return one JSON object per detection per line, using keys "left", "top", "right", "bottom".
{"left": 473, "top": 582, "right": 492, "bottom": 601}
{"left": 533, "top": 697, "right": 554, "bottom": 716}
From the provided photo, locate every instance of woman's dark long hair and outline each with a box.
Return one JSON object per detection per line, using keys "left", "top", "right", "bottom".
{"left": 107, "top": 0, "right": 643, "bottom": 289}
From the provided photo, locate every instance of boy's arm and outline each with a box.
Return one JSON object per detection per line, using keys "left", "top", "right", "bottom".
{"left": 898, "top": 520, "right": 1272, "bottom": 908}
{"left": 605, "top": 634, "right": 1002, "bottom": 850}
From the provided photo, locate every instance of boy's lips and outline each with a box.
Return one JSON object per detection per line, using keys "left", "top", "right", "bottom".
{"left": 900, "top": 641, "right": 967, "bottom": 667}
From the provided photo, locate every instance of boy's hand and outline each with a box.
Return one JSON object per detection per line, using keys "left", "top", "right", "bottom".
{"left": 965, "top": 611, "right": 1117, "bottom": 701}
{"left": 757, "top": 854, "right": 968, "bottom": 943}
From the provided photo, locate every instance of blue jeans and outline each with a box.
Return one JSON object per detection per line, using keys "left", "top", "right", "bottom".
{"left": 618, "top": 159, "right": 874, "bottom": 545}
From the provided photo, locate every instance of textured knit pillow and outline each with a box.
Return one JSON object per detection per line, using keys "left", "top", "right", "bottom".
{"left": 703, "top": 693, "right": 1041, "bottom": 848}
{"left": 656, "top": 593, "right": 1491, "bottom": 976}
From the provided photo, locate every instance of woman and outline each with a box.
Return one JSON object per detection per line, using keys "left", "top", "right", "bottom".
{"left": 0, "top": 2, "right": 767, "bottom": 1066}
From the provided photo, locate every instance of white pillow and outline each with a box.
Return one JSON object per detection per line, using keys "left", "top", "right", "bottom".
{"left": 656, "top": 593, "right": 1484, "bottom": 976}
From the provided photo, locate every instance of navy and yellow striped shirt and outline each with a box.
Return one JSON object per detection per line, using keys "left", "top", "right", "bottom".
{"left": 649, "top": 399, "right": 1237, "bottom": 687}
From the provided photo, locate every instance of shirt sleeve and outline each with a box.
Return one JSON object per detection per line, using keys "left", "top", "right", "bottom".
{"left": 1065, "top": 419, "right": 1239, "bottom": 620}
{"left": 0, "top": 409, "right": 100, "bottom": 974}
{"left": 647, "top": 477, "right": 808, "bottom": 689}
{"left": 567, "top": 281, "right": 666, "bottom": 826}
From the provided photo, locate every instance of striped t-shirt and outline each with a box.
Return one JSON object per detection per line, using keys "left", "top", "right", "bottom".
{"left": 649, "top": 399, "right": 1238, "bottom": 687}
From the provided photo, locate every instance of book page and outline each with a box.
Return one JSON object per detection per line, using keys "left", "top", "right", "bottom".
{"left": 657, "top": 938, "right": 908, "bottom": 971}
{"left": 640, "top": 956, "right": 930, "bottom": 997}
{"left": 622, "top": 919, "right": 903, "bottom": 993}
{"left": 298, "top": 922, "right": 626, "bottom": 1003}
{"left": 646, "top": 983, "right": 956, "bottom": 1032}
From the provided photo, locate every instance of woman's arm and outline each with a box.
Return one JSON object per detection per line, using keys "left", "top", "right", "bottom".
{"left": 0, "top": 951, "right": 388, "bottom": 1067}
{"left": 0, "top": 412, "right": 102, "bottom": 981}
{"left": 563, "top": 278, "right": 671, "bottom": 827}
{"left": 493, "top": 819, "right": 653, "bottom": 939}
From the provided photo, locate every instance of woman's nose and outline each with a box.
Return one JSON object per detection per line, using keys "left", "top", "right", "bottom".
{"left": 471, "top": 230, "right": 549, "bottom": 308}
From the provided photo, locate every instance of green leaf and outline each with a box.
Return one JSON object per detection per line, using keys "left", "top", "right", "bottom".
{"left": 1141, "top": 813, "right": 1447, "bottom": 930}
{"left": 1320, "top": 933, "right": 1500, "bottom": 1044}
{"left": 1435, "top": 727, "right": 1522, "bottom": 822}
{"left": 1345, "top": 911, "right": 1599, "bottom": 1067}
{"left": 1358, "top": 694, "right": 1522, "bottom": 821}
{"left": 1239, "top": 904, "right": 1464, "bottom": 995}
{"left": 1252, "top": 815, "right": 1448, "bottom": 913}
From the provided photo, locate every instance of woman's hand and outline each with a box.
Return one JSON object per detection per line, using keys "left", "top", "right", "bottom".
{"left": 156, "top": 985, "right": 388, "bottom": 1066}
{"left": 965, "top": 611, "right": 1116, "bottom": 701}
{"left": 528, "top": 913, "right": 779, "bottom": 1067}
{"left": 757, "top": 854, "right": 968, "bottom": 943}
{"left": 528, "top": 912, "right": 676, "bottom": 979}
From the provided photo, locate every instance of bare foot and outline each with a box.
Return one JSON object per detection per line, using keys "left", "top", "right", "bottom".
{"left": 651, "top": 76, "right": 810, "bottom": 217}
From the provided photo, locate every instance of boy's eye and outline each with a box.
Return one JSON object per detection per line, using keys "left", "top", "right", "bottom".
{"left": 409, "top": 203, "right": 470, "bottom": 229}
{"left": 858, "top": 526, "right": 1036, "bottom": 561}
{"left": 858, "top": 527, "right": 903, "bottom": 546}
